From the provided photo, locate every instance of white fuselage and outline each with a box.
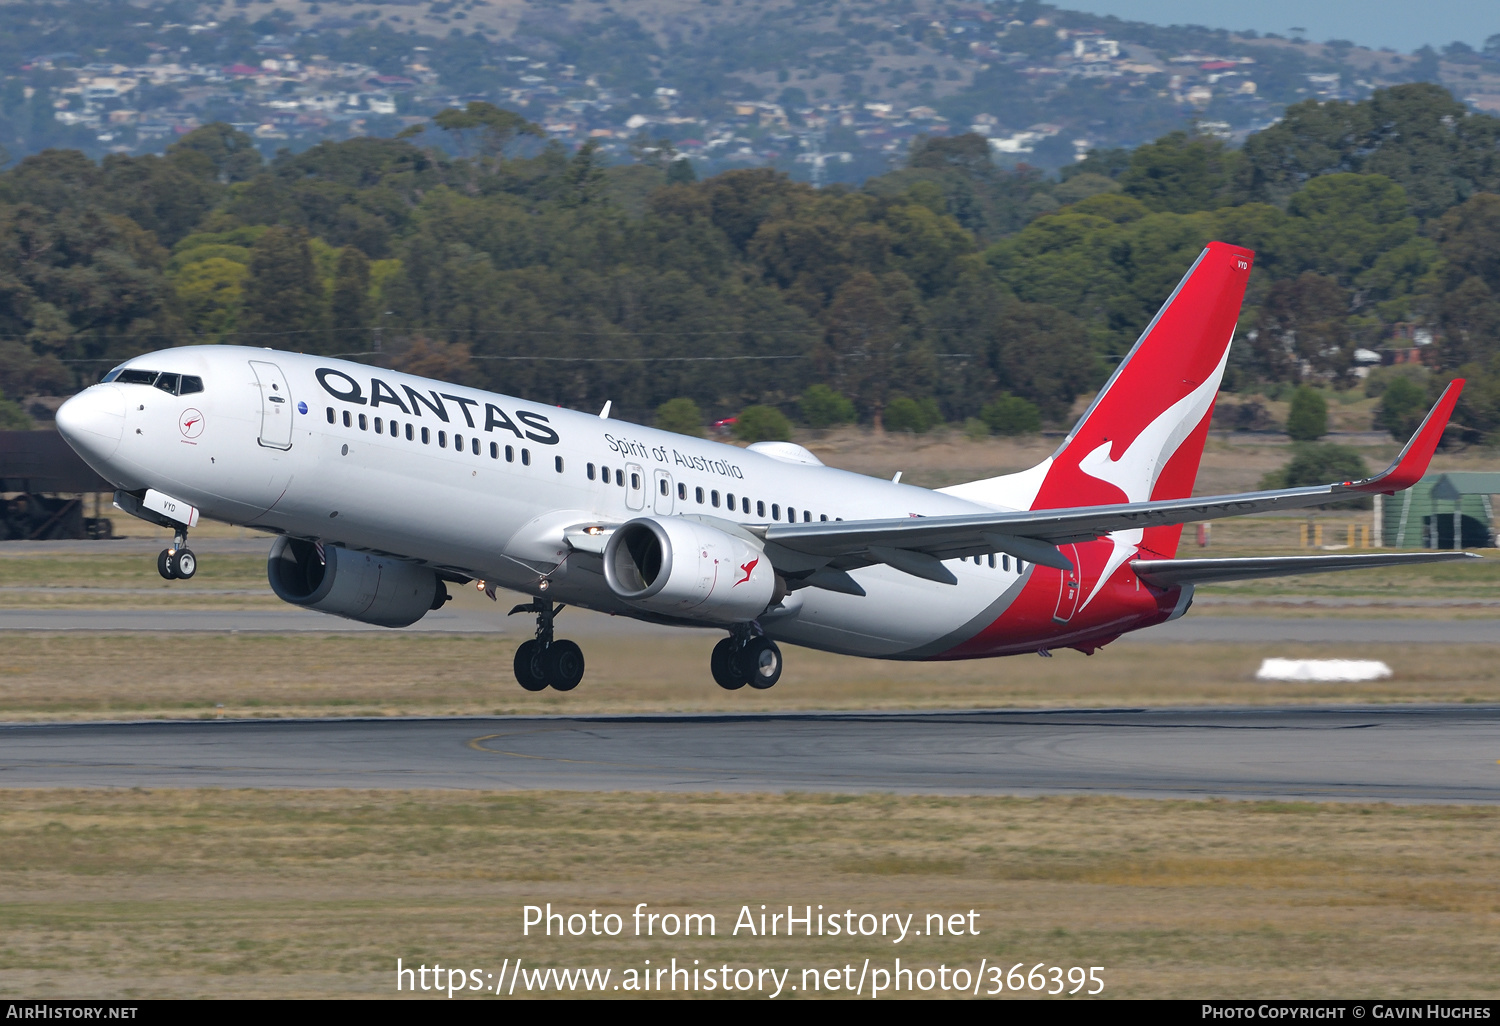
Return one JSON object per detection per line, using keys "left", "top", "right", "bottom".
{"left": 60, "top": 346, "right": 1048, "bottom": 658}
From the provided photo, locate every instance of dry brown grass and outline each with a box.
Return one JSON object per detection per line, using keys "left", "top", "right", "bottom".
{"left": 0, "top": 789, "right": 1496, "bottom": 999}
{"left": 1, "top": 632, "right": 1496, "bottom": 721}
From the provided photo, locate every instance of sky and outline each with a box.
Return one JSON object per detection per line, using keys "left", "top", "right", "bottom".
{"left": 1052, "top": 1, "right": 1498, "bottom": 54}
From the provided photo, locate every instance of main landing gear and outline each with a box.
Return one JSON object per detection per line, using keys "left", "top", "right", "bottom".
{"left": 711, "top": 628, "right": 783, "bottom": 691}
{"left": 156, "top": 526, "right": 196, "bottom": 581}
{"left": 509, "top": 597, "right": 585, "bottom": 692}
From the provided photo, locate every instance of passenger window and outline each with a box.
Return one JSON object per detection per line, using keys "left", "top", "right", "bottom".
{"left": 659, "top": 479, "right": 668, "bottom": 495}
{"left": 757, "top": 501, "right": 765, "bottom": 518}
{"left": 1017, "top": 560, "right": 1025, "bottom": 573}
{"left": 179, "top": 375, "right": 204, "bottom": 395}
{"left": 711, "top": 490, "right": 720, "bottom": 508}
{"left": 631, "top": 472, "right": 640, "bottom": 489}
{"left": 1002, "top": 555, "right": 1010, "bottom": 571}
{"left": 615, "top": 469, "right": 623, "bottom": 486}
{"left": 555, "top": 455, "right": 564, "bottom": 473}
{"left": 374, "top": 417, "right": 382, "bottom": 433}
{"left": 421, "top": 427, "right": 430, "bottom": 444}
{"left": 472, "top": 437, "right": 480, "bottom": 456}
{"left": 439, "top": 431, "right": 448, "bottom": 447}
{"left": 391, "top": 421, "right": 399, "bottom": 437}
{"left": 454, "top": 434, "right": 462, "bottom": 450}
{"left": 359, "top": 414, "right": 368, "bottom": 431}
{"left": 326, "top": 407, "right": 335, "bottom": 424}
{"left": 406, "top": 424, "right": 414, "bottom": 441}
{"left": 820, "top": 514, "right": 828, "bottom": 521}
{"left": 522, "top": 449, "right": 531, "bottom": 466}
{"left": 726, "top": 492, "right": 735, "bottom": 509}
{"left": 772, "top": 504, "right": 780, "bottom": 520}
{"left": 988, "top": 554, "right": 996, "bottom": 568}
{"left": 343, "top": 411, "right": 351, "bottom": 428}
{"left": 491, "top": 442, "right": 499, "bottom": 458}
{"left": 587, "top": 463, "right": 596, "bottom": 480}
{"left": 804, "top": 511, "right": 811, "bottom": 522}
{"left": 678, "top": 483, "right": 686, "bottom": 500}
{"left": 505, "top": 445, "right": 514, "bottom": 462}
{"left": 696, "top": 487, "right": 705, "bottom": 504}
{"left": 601, "top": 465, "right": 609, "bottom": 482}
{"left": 742, "top": 497, "right": 750, "bottom": 514}
{"left": 787, "top": 507, "right": 796, "bottom": 522}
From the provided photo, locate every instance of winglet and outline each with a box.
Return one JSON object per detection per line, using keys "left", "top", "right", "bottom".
{"left": 1350, "top": 379, "right": 1465, "bottom": 495}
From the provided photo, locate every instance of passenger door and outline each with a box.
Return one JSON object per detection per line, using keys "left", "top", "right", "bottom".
{"left": 653, "top": 469, "right": 674, "bottom": 515}
{"left": 249, "top": 360, "right": 293, "bottom": 450}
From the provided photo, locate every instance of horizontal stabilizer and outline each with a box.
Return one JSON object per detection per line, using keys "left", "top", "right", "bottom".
{"left": 1131, "top": 551, "right": 1481, "bottom": 588}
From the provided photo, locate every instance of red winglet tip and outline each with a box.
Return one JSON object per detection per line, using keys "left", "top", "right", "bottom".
{"left": 1353, "top": 378, "right": 1465, "bottom": 494}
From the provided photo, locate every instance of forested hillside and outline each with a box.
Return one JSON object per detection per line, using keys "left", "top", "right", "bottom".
{"left": 2, "top": 82, "right": 1498, "bottom": 443}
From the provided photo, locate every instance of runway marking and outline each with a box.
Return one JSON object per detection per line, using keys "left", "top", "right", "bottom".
{"left": 468, "top": 731, "right": 693, "bottom": 772}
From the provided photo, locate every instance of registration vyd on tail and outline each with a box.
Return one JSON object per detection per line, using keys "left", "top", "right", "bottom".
{"left": 56, "top": 242, "right": 1479, "bottom": 692}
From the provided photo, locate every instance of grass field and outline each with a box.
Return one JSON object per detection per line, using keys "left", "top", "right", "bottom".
{"left": 0, "top": 789, "right": 1496, "bottom": 999}
{"left": 0, "top": 632, "right": 1496, "bottom": 720}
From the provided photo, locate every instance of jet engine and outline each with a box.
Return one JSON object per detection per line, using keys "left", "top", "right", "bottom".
{"left": 602, "top": 516, "right": 775, "bottom": 624}
{"left": 267, "top": 537, "right": 445, "bottom": 628}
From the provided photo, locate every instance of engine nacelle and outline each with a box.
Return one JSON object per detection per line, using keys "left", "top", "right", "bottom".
{"left": 603, "top": 516, "right": 775, "bottom": 624}
{"left": 268, "top": 537, "right": 444, "bottom": 628}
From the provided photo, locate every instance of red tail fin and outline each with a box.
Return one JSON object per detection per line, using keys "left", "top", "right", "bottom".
{"left": 1028, "top": 241, "right": 1252, "bottom": 554}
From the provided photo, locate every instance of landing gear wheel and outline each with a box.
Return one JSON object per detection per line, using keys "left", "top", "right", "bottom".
{"left": 513, "top": 640, "right": 548, "bottom": 692}
{"left": 743, "top": 637, "right": 783, "bottom": 690}
{"left": 711, "top": 638, "right": 747, "bottom": 690}
{"left": 173, "top": 548, "right": 197, "bottom": 579}
{"left": 157, "top": 549, "right": 177, "bottom": 580}
{"left": 546, "top": 640, "right": 585, "bottom": 692}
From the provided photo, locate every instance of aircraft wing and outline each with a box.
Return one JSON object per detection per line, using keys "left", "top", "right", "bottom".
{"left": 1130, "top": 551, "right": 1480, "bottom": 588}
{"left": 758, "top": 380, "right": 1465, "bottom": 583}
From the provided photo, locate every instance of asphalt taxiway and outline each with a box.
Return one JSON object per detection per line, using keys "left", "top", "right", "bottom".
{"left": 3, "top": 706, "right": 1496, "bottom": 802}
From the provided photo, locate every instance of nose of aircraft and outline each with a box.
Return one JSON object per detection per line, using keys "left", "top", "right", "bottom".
{"left": 55, "top": 384, "right": 126, "bottom": 464}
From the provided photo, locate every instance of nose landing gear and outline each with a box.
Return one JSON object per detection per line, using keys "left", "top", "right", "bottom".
{"left": 711, "top": 629, "right": 782, "bottom": 691}
{"left": 156, "top": 527, "right": 197, "bottom": 580}
{"left": 509, "top": 597, "right": 585, "bottom": 692}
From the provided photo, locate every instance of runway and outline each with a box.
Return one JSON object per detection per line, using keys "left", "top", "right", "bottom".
{"left": 3, "top": 706, "right": 1497, "bottom": 802}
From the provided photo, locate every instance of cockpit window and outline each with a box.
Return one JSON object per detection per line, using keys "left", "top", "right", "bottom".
{"left": 101, "top": 367, "right": 123, "bottom": 383}
{"left": 111, "top": 369, "right": 205, "bottom": 395}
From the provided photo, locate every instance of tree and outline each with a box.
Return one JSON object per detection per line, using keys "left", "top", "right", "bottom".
{"left": 1118, "top": 131, "right": 1241, "bottom": 214}
{"left": 0, "top": 394, "right": 33, "bottom": 430}
{"left": 1376, "top": 374, "right": 1428, "bottom": 441}
{"left": 166, "top": 123, "right": 261, "bottom": 183}
{"left": 173, "top": 257, "right": 248, "bottom": 340}
{"left": 433, "top": 102, "right": 544, "bottom": 165}
{"left": 981, "top": 394, "right": 1041, "bottom": 435}
{"left": 654, "top": 397, "right": 703, "bottom": 436}
{"left": 733, "top": 405, "right": 793, "bottom": 442}
{"left": 1286, "top": 386, "right": 1329, "bottom": 441}
{"left": 1261, "top": 443, "right": 1371, "bottom": 508}
{"left": 1253, "top": 274, "right": 1353, "bottom": 383}
{"left": 798, "top": 384, "right": 854, "bottom": 428}
{"left": 240, "top": 227, "right": 324, "bottom": 347}
{"left": 665, "top": 158, "right": 697, "bottom": 186}
{"left": 329, "top": 246, "right": 372, "bottom": 347}
{"left": 884, "top": 396, "right": 942, "bottom": 433}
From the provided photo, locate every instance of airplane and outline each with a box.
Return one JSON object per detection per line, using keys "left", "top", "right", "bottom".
{"left": 54, "top": 241, "right": 1479, "bottom": 693}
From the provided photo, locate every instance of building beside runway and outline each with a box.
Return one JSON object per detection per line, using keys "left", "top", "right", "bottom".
{"left": 1380, "top": 472, "right": 1498, "bottom": 549}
